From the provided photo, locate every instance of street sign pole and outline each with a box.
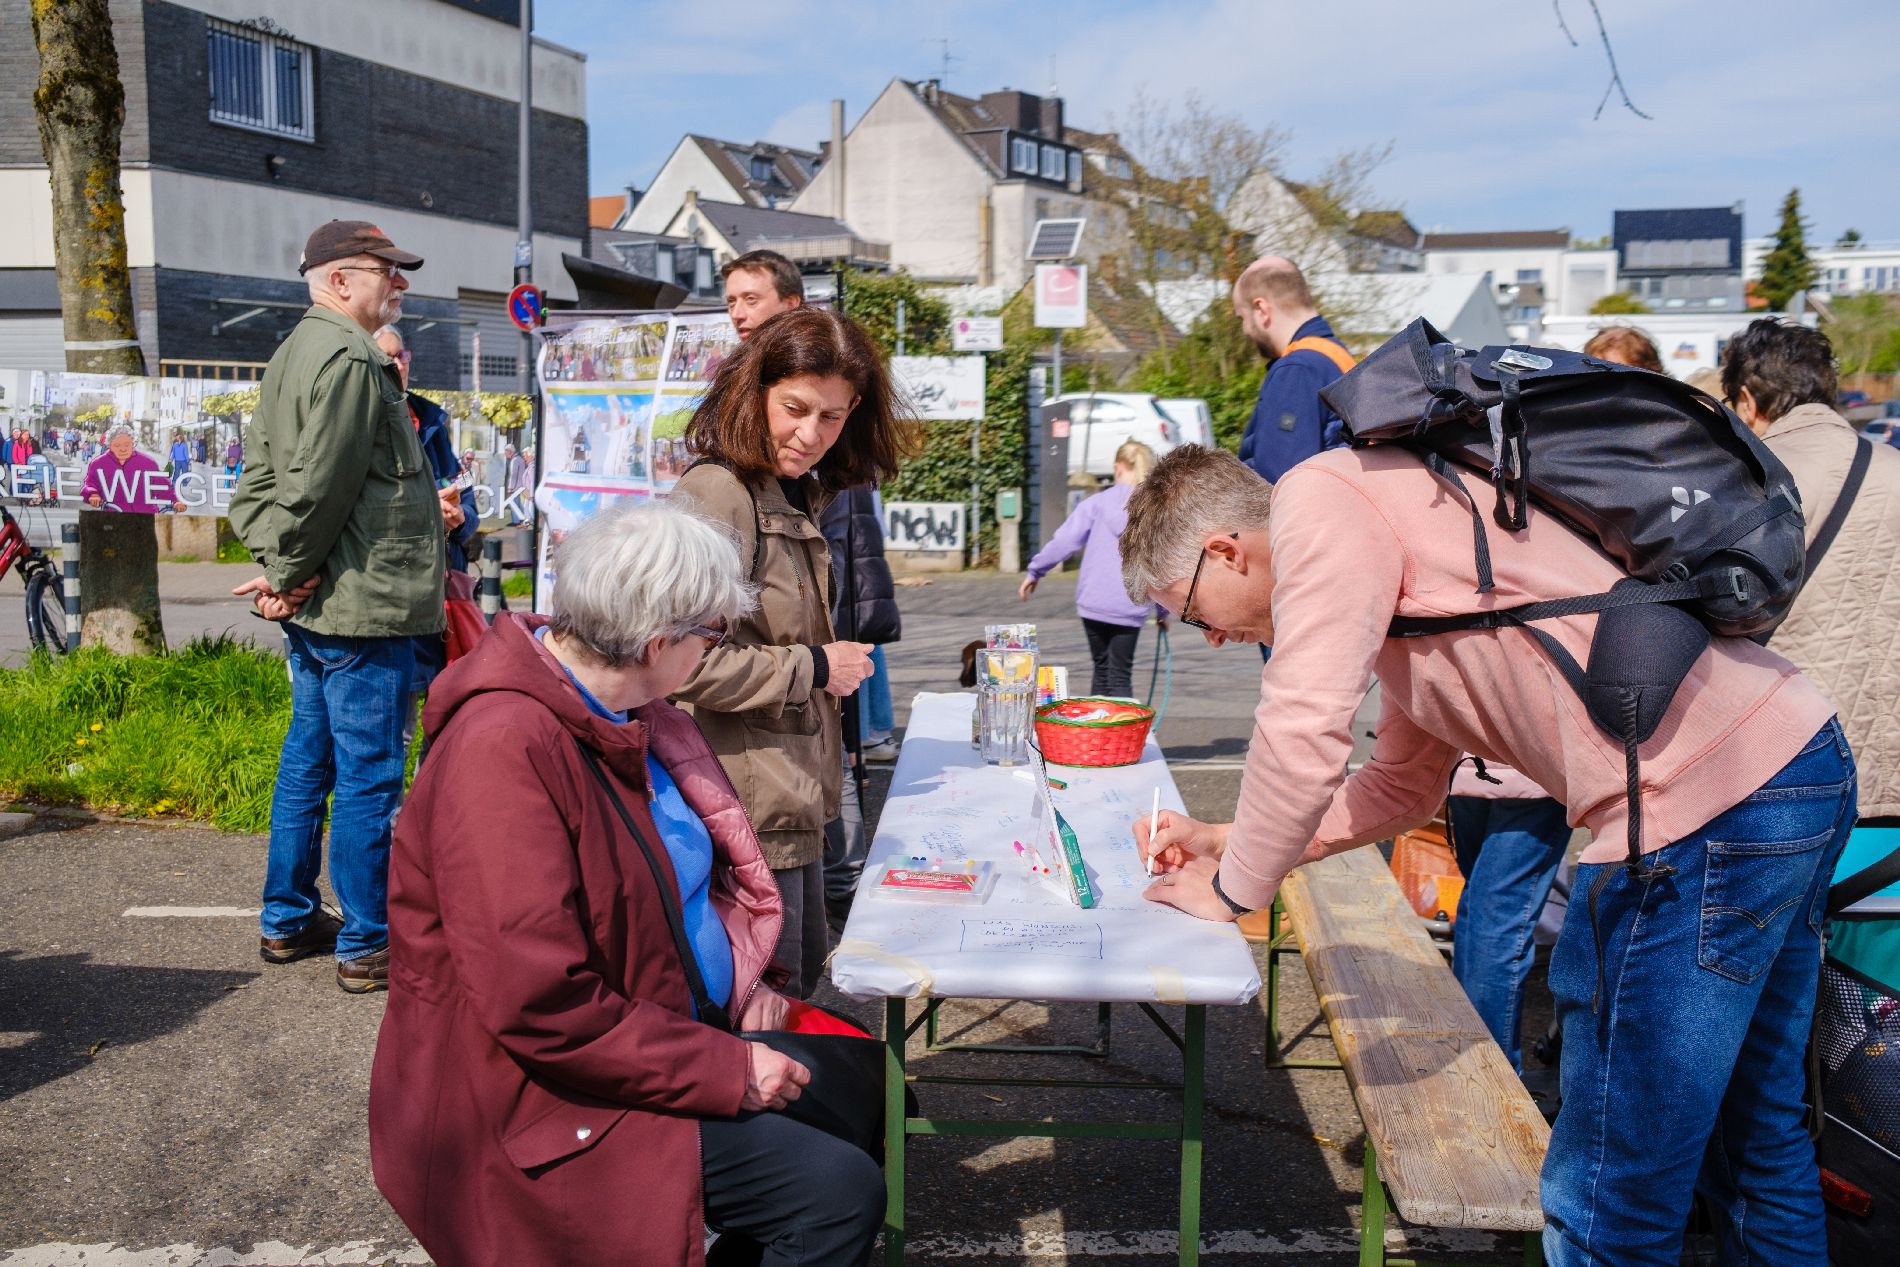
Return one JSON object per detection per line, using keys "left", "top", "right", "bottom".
{"left": 515, "top": 0, "right": 535, "bottom": 401}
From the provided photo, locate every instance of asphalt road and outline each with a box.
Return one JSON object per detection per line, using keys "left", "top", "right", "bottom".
{"left": 0, "top": 569, "right": 1543, "bottom": 1265}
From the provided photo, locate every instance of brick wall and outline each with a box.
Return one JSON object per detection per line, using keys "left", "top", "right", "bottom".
{"left": 140, "top": 1, "right": 587, "bottom": 239}
{"left": 0, "top": 0, "right": 151, "bottom": 164}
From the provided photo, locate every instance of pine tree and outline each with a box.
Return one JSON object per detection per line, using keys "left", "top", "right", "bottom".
{"left": 1757, "top": 188, "right": 1818, "bottom": 311}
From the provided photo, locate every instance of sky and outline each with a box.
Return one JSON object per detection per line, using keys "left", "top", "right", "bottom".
{"left": 536, "top": 0, "right": 1900, "bottom": 245}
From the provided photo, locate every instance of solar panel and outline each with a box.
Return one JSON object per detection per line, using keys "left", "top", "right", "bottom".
{"left": 1025, "top": 218, "right": 1086, "bottom": 261}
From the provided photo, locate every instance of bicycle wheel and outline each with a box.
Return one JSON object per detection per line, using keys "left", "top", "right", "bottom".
{"left": 26, "top": 571, "right": 69, "bottom": 657}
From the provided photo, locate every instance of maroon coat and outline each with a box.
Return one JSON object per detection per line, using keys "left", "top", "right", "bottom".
{"left": 369, "top": 614, "right": 783, "bottom": 1266}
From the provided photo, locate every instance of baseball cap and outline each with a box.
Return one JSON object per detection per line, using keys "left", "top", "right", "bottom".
{"left": 298, "top": 220, "right": 424, "bottom": 275}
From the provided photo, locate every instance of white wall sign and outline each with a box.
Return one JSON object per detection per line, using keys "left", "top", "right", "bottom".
{"left": 1033, "top": 263, "right": 1088, "bottom": 329}
{"left": 951, "top": 316, "right": 1004, "bottom": 352}
{"left": 890, "top": 355, "right": 985, "bottom": 420}
{"left": 885, "top": 501, "right": 966, "bottom": 553}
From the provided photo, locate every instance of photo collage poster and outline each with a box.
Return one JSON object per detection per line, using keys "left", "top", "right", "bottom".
{"left": 533, "top": 312, "right": 740, "bottom": 611}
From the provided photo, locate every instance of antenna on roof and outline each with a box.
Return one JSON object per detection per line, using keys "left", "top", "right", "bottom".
{"left": 1048, "top": 55, "right": 1058, "bottom": 97}
{"left": 923, "top": 36, "right": 962, "bottom": 84}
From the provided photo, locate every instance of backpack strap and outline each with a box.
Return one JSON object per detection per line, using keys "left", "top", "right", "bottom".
{"left": 573, "top": 737, "right": 732, "bottom": 1032}
{"left": 1387, "top": 569, "right": 1747, "bottom": 639}
{"left": 1282, "top": 336, "right": 1357, "bottom": 376}
{"left": 683, "top": 456, "right": 764, "bottom": 582}
{"left": 1830, "top": 837, "right": 1900, "bottom": 916}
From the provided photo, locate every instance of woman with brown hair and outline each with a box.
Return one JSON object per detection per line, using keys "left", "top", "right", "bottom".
{"left": 1582, "top": 324, "right": 1665, "bottom": 373}
{"left": 673, "top": 306, "right": 915, "bottom": 996}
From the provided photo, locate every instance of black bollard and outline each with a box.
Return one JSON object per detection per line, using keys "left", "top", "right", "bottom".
{"left": 480, "top": 537, "right": 502, "bottom": 623}
{"left": 60, "top": 521, "right": 80, "bottom": 652}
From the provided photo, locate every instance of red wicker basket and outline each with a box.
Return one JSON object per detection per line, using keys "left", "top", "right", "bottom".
{"left": 1034, "top": 697, "right": 1156, "bottom": 768}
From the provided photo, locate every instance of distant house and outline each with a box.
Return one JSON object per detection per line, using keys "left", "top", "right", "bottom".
{"left": 1613, "top": 205, "right": 1745, "bottom": 311}
{"left": 624, "top": 135, "right": 823, "bottom": 234}
{"left": 1421, "top": 229, "right": 1619, "bottom": 336}
{"left": 660, "top": 190, "right": 890, "bottom": 274}
{"left": 792, "top": 79, "right": 1121, "bottom": 291}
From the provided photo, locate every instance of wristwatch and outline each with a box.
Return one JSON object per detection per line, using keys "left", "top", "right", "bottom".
{"left": 1210, "top": 870, "right": 1253, "bottom": 918}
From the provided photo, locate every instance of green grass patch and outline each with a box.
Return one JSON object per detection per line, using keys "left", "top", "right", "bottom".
{"left": 501, "top": 572, "right": 533, "bottom": 599}
{"left": 0, "top": 635, "right": 421, "bottom": 834}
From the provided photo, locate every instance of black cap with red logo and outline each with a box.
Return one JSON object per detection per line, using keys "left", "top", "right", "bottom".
{"left": 297, "top": 220, "right": 424, "bottom": 275}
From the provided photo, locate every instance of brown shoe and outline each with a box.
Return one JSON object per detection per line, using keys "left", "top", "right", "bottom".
{"left": 336, "top": 945, "right": 390, "bottom": 994}
{"left": 259, "top": 910, "right": 343, "bottom": 964}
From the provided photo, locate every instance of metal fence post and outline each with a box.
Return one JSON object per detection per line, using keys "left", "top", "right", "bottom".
{"left": 480, "top": 537, "right": 502, "bottom": 623}
{"left": 60, "top": 521, "right": 80, "bottom": 652}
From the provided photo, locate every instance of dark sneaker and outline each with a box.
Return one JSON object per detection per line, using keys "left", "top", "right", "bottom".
{"left": 336, "top": 945, "right": 390, "bottom": 995}
{"left": 259, "top": 910, "right": 343, "bottom": 964}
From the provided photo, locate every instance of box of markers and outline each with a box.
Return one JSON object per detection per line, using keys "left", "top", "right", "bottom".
{"left": 869, "top": 856, "right": 998, "bottom": 905}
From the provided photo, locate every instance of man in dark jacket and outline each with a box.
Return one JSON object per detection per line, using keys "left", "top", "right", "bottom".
{"left": 1233, "top": 256, "right": 1356, "bottom": 485}
{"left": 819, "top": 486, "right": 899, "bottom": 919}
{"left": 229, "top": 219, "right": 446, "bottom": 994}
{"left": 376, "top": 324, "right": 479, "bottom": 711}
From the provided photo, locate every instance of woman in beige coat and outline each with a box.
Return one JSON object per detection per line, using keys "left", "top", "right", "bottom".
{"left": 673, "top": 307, "right": 913, "bottom": 996}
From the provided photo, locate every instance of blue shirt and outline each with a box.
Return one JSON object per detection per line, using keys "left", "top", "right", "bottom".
{"left": 539, "top": 630, "right": 734, "bottom": 1014}
{"left": 1237, "top": 315, "right": 1351, "bottom": 484}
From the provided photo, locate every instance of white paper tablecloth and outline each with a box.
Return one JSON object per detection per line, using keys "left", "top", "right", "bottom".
{"left": 830, "top": 692, "right": 1263, "bottom": 1007}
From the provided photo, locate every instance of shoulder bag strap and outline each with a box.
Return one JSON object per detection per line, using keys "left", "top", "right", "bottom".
{"left": 1283, "top": 336, "right": 1358, "bottom": 375}
{"left": 1757, "top": 437, "right": 1871, "bottom": 648}
{"left": 1804, "top": 436, "right": 1872, "bottom": 581}
{"left": 572, "top": 737, "right": 732, "bottom": 1032}
{"left": 1829, "top": 838, "right": 1900, "bottom": 917}
{"left": 683, "top": 457, "right": 764, "bottom": 581}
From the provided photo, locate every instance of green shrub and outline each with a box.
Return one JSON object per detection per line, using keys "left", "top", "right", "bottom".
{"left": 0, "top": 635, "right": 299, "bottom": 833}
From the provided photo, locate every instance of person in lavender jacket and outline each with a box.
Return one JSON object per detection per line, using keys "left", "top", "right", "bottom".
{"left": 82, "top": 425, "right": 184, "bottom": 513}
{"left": 1018, "top": 440, "right": 1163, "bottom": 697}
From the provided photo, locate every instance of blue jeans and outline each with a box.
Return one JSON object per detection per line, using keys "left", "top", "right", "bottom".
{"left": 1447, "top": 795, "right": 1572, "bottom": 1072}
{"left": 261, "top": 625, "right": 416, "bottom": 961}
{"left": 856, "top": 644, "right": 893, "bottom": 740}
{"left": 1541, "top": 719, "right": 1855, "bottom": 1266}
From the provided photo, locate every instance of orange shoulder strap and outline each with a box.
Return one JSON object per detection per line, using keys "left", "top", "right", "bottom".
{"left": 1282, "top": 336, "right": 1356, "bottom": 374}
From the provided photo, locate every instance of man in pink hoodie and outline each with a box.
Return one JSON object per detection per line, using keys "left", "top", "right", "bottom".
{"left": 1124, "top": 444, "right": 1851, "bottom": 1266}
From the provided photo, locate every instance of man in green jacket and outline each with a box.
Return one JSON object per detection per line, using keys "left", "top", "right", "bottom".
{"left": 229, "top": 220, "right": 447, "bottom": 994}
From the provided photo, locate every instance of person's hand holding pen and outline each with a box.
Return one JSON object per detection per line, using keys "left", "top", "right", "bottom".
{"left": 1134, "top": 809, "right": 1228, "bottom": 875}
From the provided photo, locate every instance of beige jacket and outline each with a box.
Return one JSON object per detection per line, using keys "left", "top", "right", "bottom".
{"left": 671, "top": 464, "right": 841, "bottom": 868}
{"left": 1762, "top": 403, "right": 1900, "bottom": 818}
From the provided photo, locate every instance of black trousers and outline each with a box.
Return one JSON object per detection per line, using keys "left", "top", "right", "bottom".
{"left": 1081, "top": 617, "right": 1141, "bottom": 697}
{"left": 701, "top": 1109, "right": 885, "bottom": 1267}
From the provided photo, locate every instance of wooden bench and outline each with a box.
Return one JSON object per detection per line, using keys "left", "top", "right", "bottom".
{"left": 1278, "top": 846, "right": 1550, "bottom": 1267}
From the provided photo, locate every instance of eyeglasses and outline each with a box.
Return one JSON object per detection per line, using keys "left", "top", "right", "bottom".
{"left": 337, "top": 263, "right": 404, "bottom": 281}
{"left": 1178, "top": 532, "right": 1238, "bottom": 632}
{"left": 685, "top": 620, "right": 729, "bottom": 650}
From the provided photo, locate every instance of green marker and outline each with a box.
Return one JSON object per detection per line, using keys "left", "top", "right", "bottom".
{"left": 1053, "top": 809, "right": 1097, "bottom": 908}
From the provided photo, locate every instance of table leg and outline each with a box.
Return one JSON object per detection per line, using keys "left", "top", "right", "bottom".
{"left": 885, "top": 996, "right": 907, "bottom": 1266}
{"left": 1359, "top": 1138, "right": 1387, "bottom": 1267}
{"left": 1178, "top": 1005, "right": 1205, "bottom": 1267}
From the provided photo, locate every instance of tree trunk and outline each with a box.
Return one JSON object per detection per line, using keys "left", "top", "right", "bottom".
{"left": 32, "top": 0, "right": 167, "bottom": 654}
{"left": 77, "top": 513, "right": 166, "bottom": 654}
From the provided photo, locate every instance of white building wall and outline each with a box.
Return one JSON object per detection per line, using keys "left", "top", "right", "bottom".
{"left": 169, "top": 0, "right": 586, "bottom": 118}
{"left": 793, "top": 83, "right": 992, "bottom": 283}
{"left": 627, "top": 144, "right": 743, "bottom": 234}
{"left": 1742, "top": 238, "right": 1900, "bottom": 296}
{"left": 1541, "top": 311, "right": 1816, "bottom": 379}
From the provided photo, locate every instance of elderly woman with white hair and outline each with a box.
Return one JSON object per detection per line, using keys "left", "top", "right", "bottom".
{"left": 81, "top": 423, "right": 185, "bottom": 513}
{"left": 369, "top": 501, "right": 885, "bottom": 1267}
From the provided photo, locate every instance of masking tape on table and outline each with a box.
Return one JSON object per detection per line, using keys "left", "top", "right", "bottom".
{"left": 1150, "top": 966, "right": 1187, "bottom": 1006}
{"left": 833, "top": 938, "right": 937, "bottom": 995}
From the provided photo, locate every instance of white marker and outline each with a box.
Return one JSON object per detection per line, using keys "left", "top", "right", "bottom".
{"left": 1146, "top": 786, "right": 1160, "bottom": 876}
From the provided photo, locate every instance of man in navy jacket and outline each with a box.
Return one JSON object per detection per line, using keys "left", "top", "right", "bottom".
{"left": 1233, "top": 256, "right": 1356, "bottom": 485}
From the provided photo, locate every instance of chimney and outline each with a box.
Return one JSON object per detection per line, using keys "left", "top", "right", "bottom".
{"left": 1039, "top": 95, "right": 1063, "bottom": 141}
{"left": 922, "top": 79, "right": 941, "bottom": 106}
{"left": 830, "top": 98, "right": 847, "bottom": 223}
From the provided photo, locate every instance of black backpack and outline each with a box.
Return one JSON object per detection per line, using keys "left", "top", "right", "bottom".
{"left": 1320, "top": 320, "right": 1809, "bottom": 999}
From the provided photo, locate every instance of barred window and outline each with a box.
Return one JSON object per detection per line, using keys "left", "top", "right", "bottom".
{"left": 208, "top": 18, "right": 315, "bottom": 140}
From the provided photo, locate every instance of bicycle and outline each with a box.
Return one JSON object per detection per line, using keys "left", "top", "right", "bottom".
{"left": 0, "top": 504, "right": 70, "bottom": 656}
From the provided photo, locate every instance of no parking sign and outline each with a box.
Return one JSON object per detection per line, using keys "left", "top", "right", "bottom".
{"left": 507, "top": 283, "right": 545, "bottom": 331}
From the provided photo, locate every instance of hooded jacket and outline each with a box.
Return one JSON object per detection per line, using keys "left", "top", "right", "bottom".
{"left": 1760, "top": 402, "right": 1900, "bottom": 818}
{"left": 369, "top": 613, "right": 782, "bottom": 1267}
{"left": 671, "top": 463, "right": 840, "bottom": 868}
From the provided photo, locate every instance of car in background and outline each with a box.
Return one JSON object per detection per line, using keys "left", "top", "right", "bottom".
{"left": 1043, "top": 392, "right": 1186, "bottom": 481}
{"left": 1156, "top": 398, "right": 1215, "bottom": 448}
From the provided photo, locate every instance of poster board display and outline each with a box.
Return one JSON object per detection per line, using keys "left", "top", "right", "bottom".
{"left": 531, "top": 311, "right": 742, "bottom": 610}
